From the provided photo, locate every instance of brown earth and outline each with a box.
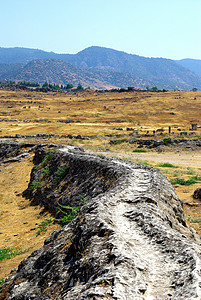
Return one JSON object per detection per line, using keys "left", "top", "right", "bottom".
{"left": 0, "top": 155, "right": 60, "bottom": 279}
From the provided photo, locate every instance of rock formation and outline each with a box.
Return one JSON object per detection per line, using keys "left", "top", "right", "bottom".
{"left": 1, "top": 143, "right": 201, "bottom": 299}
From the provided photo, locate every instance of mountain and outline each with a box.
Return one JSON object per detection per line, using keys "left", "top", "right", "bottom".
{"left": 175, "top": 58, "right": 201, "bottom": 78}
{"left": 1, "top": 59, "right": 151, "bottom": 89}
{"left": 68, "top": 47, "right": 201, "bottom": 90}
{"left": 0, "top": 47, "right": 71, "bottom": 64}
{"left": 0, "top": 46, "right": 201, "bottom": 90}
{"left": 0, "top": 63, "right": 24, "bottom": 80}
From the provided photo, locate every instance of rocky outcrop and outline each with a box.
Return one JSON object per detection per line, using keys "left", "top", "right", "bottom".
{"left": 1, "top": 144, "right": 201, "bottom": 299}
{"left": 0, "top": 141, "right": 36, "bottom": 161}
{"left": 110, "top": 138, "right": 201, "bottom": 151}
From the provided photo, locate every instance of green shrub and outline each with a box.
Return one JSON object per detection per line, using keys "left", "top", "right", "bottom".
{"left": 171, "top": 178, "right": 198, "bottom": 186}
{"left": 133, "top": 149, "right": 148, "bottom": 153}
{"left": 191, "top": 175, "right": 201, "bottom": 181}
{"left": 157, "top": 163, "right": 178, "bottom": 168}
{"left": 163, "top": 137, "right": 172, "bottom": 146}
{"left": 112, "top": 139, "right": 127, "bottom": 145}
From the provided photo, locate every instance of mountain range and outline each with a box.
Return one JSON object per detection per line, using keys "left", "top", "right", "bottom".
{"left": 0, "top": 46, "right": 200, "bottom": 90}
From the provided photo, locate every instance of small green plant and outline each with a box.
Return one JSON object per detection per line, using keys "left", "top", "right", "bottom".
{"left": 170, "top": 112, "right": 175, "bottom": 115}
{"left": 191, "top": 175, "right": 201, "bottom": 181}
{"left": 40, "top": 152, "right": 53, "bottom": 167}
{"left": 190, "top": 219, "right": 201, "bottom": 223}
{"left": 133, "top": 149, "right": 148, "bottom": 153}
{"left": 163, "top": 137, "right": 172, "bottom": 146}
{"left": 112, "top": 139, "right": 127, "bottom": 145}
{"left": 79, "top": 194, "right": 87, "bottom": 203}
{"left": 173, "top": 170, "right": 182, "bottom": 177}
{"left": 157, "top": 163, "right": 178, "bottom": 168}
{"left": 184, "top": 168, "right": 196, "bottom": 175}
{"left": 29, "top": 181, "right": 41, "bottom": 190}
{"left": 41, "top": 167, "right": 50, "bottom": 178}
{"left": 134, "top": 159, "right": 150, "bottom": 166}
{"left": 55, "top": 203, "right": 80, "bottom": 224}
{"left": 55, "top": 195, "right": 86, "bottom": 224}
{"left": 0, "top": 278, "right": 4, "bottom": 293}
{"left": 0, "top": 247, "right": 24, "bottom": 261}
{"left": 53, "top": 165, "right": 69, "bottom": 184}
{"left": 171, "top": 178, "right": 198, "bottom": 186}
{"left": 36, "top": 219, "right": 54, "bottom": 236}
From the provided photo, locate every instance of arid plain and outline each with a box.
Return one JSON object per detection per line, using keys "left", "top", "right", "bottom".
{"left": 0, "top": 88, "right": 201, "bottom": 279}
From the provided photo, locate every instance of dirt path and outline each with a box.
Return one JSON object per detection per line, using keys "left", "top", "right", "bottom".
{"left": 88, "top": 150, "right": 201, "bottom": 168}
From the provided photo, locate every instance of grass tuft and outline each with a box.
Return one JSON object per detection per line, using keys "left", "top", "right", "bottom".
{"left": 53, "top": 165, "right": 69, "bottom": 184}
{"left": 157, "top": 163, "right": 178, "bottom": 168}
{"left": 0, "top": 247, "right": 25, "bottom": 261}
{"left": 40, "top": 152, "right": 53, "bottom": 167}
{"left": 55, "top": 203, "right": 80, "bottom": 224}
{"left": 171, "top": 178, "right": 198, "bottom": 186}
{"left": 36, "top": 219, "right": 54, "bottom": 236}
{"left": 133, "top": 149, "right": 148, "bottom": 153}
{"left": 29, "top": 181, "right": 41, "bottom": 190}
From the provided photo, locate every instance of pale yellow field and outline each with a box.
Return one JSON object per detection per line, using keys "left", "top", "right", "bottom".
{"left": 0, "top": 89, "right": 200, "bottom": 137}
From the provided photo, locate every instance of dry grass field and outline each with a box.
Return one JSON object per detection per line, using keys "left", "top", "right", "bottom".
{"left": 0, "top": 89, "right": 200, "bottom": 138}
{"left": 0, "top": 88, "right": 201, "bottom": 280}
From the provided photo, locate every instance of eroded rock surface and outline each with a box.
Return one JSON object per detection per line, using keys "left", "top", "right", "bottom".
{"left": 1, "top": 144, "right": 201, "bottom": 300}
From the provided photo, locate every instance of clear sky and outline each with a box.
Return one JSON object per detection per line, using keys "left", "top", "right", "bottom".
{"left": 0, "top": 0, "right": 201, "bottom": 59}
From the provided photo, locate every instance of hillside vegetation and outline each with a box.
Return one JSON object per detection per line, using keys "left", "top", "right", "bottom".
{"left": 0, "top": 46, "right": 200, "bottom": 90}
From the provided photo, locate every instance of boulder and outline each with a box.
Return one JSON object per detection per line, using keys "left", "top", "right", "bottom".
{"left": 193, "top": 188, "right": 201, "bottom": 200}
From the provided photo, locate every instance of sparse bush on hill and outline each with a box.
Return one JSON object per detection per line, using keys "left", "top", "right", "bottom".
{"left": 19, "top": 80, "right": 40, "bottom": 87}
{"left": 76, "top": 83, "right": 84, "bottom": 91}
{"left": 150, "top": 86, "right": 158, "bottom": 91}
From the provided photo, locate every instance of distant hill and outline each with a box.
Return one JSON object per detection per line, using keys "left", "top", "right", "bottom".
{"left": 68, "top": 47, "right": 201, "bottom": 90}
{"left": 0, "top": 46, "right": 201, "bottom": 90}
{"left": 0, "top": 63, "right": 24, "bottom": 80}
{"left": 0, "top": 59, "right": 152, "bottom": 89}
{"left": 175, "top": 58, "right": 201, "bottom": 78}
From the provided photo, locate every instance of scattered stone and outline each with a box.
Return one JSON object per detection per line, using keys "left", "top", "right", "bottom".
{"left": 193, "top": 188, "right": 201, "bottom": 200}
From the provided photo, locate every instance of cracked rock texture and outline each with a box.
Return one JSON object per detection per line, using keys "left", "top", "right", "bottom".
{"left": 1, "top": 144, "right": 201, "bottom": 300}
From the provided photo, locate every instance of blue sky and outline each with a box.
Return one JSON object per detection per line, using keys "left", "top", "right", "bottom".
{"left": 0, "top": 0, "right": 201, "bottom": 59}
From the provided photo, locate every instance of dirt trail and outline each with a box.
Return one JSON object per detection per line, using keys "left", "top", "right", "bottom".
{"left": 88, "top": 150, "right": 201, "bottom": 168}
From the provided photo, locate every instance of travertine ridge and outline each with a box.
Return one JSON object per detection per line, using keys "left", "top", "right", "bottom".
{"left": 1, "top": 143, "right": 201, "bottom": 300}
